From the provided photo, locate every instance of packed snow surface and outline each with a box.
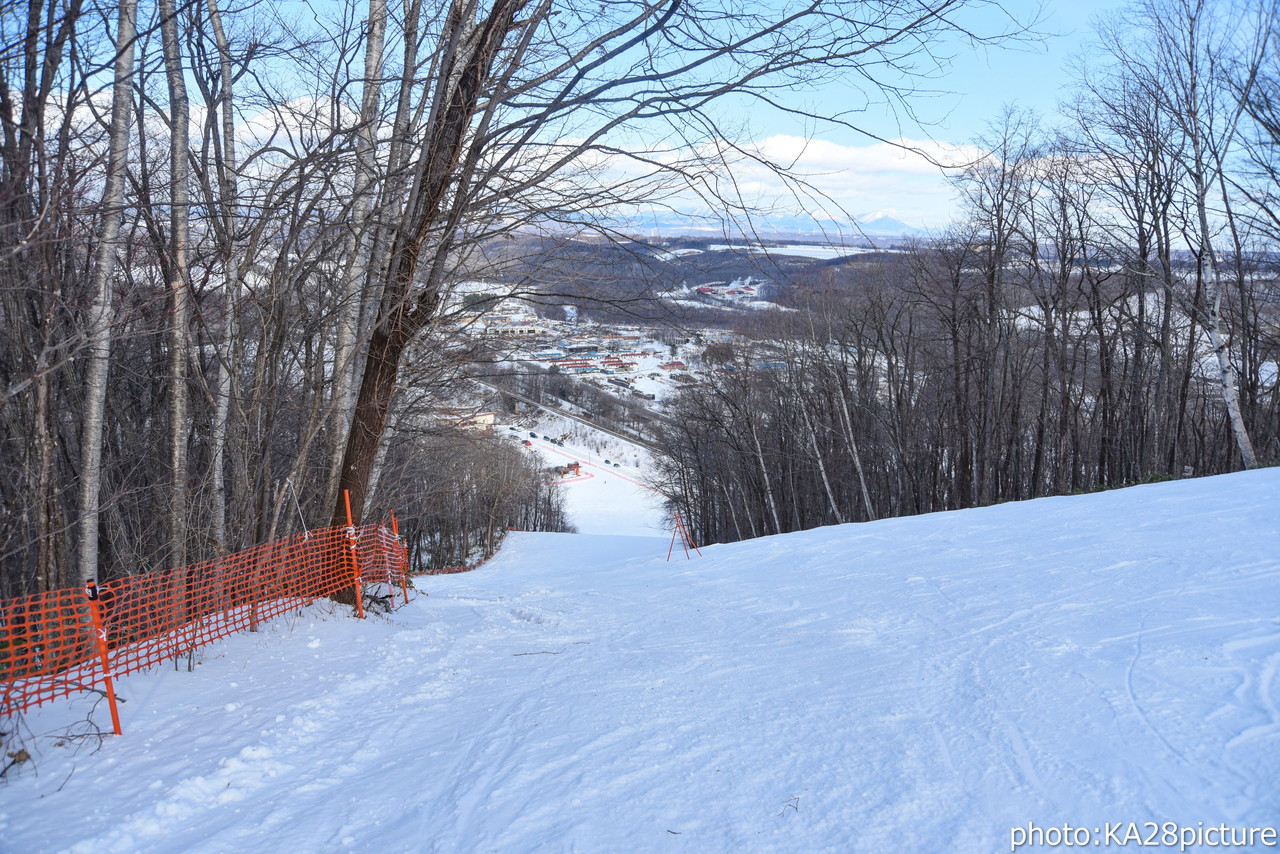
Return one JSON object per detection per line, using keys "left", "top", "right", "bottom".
{"left": 4, "top": 469, "right": 1279, "bottom": 853}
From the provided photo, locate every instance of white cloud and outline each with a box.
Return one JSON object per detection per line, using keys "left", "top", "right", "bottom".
{"left": 731, "top": 135, "right": 984, "bottom": 229}
{"left": 570, "top": 133, "right": 981, "bottom": 231}
{"left": 218, "top": 90, "right": 981, "bottom": 233}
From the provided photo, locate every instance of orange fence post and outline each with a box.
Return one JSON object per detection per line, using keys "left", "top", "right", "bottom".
{"left": 666, "top": 512, "right": 701, "bottom": 562}
{"left": 666, "top": 511, "right": 686, "bottom": 561}
{"left": 343, "top": 490, "right": 365, "bottom": 619}
{"left": 679, "top": 514, "right": 702, "bottom": 557}
{"left": 85, "top": 582, "right": 123, "bottom": 736}
{"left": 391, "top": 510, "right": 410, "bottom": 604}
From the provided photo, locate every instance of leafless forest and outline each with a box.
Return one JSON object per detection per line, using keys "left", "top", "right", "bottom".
{"left": 656, "top": 0, "right": 1280, "bottom": 542}
{"left": 1, "top": 0, "right": 1276, "bottom": 594}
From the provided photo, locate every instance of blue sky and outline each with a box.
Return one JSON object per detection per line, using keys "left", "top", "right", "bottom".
{"left": 737, "top": 0, "right": 1129, "bottom": 230}
{"left": 282, "top": 0, "right": 1128, "bottom": 233}
{"left": 908, "top": 0, "right": 1122, "bottom": 143}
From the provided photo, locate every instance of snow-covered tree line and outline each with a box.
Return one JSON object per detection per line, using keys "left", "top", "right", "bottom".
{"left": 656, "top": 0, "right": 1280, "bottom": 546}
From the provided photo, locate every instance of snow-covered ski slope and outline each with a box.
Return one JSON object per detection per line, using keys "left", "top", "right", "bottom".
{"left": 4, "top": 469, "right": 1279, "bottom": 853}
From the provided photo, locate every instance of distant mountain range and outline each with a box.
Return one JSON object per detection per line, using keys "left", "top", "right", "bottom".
{"left": 853, "top": 212, "right": 924, "bottom": 237}
{"left": 623, "top": 210, "right": 925, "bottom": 243}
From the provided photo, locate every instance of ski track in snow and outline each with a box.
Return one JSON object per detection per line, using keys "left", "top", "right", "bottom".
{"left": 3, "top": 470, "right": 1279, "bottom": 852}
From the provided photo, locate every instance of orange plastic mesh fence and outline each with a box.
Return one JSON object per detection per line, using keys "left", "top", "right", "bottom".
{"left": 356, "top": 525, "right": 408, "bottom": 589}
{"left": 0, "top": 523, "right": 408, "bottom": 719}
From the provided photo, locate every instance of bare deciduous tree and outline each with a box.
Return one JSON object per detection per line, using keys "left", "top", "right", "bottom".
{"left": 78, "top": 0, "right": 139, "bottom": 584}
{"left": 330, "top": 0, "right": 1033, "bottom": 527}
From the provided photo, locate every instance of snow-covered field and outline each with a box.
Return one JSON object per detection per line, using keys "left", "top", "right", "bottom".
{"left": 4, "top": 469, "right": 1279, "bottom": 853}
{"left": 707, "top": 243, "right": 878, "bottom": 260}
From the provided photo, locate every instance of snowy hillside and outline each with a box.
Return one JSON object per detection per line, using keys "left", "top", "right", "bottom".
{"left": 3, "top": 469, "right": 1279, "bottom": 853}
{"left": 517, "top": 417, "right": 666, "bottom": 537}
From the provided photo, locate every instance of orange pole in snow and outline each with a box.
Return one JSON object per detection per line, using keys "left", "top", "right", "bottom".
{"left": 679, "top": 514, "right": 702, "bottom": 557}
{"left": 85, "top": 582, "right": 123, "bottom": 735}
{"left": 666, "top": 512, "right": 701, "bottom": 561}
{"left": 667, "top": 512, "right": 688, "bottom": 561}
{"left": 343, "top": 490, "right": 364, "bottom": 619}
{"left": 391, "top": 510, "right": 409, "bottom": 604}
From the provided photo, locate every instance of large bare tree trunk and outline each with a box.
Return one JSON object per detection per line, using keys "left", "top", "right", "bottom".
{"left": 1172, "top": 0, "right": 1261, "bottom": 469}
{"left": 204, "top": 0, "right": 238, "bottom": 552}
{"left": 1194, "top": 187, "right": 1259, "bottom": 469}
{"left": 331, "top": 0, "right": 530, "bottom": 528}
{"left": 364, "top": 405, "right": 400, "bottom": 519}
{"left": 35, "top": 360, "right": 57, "bottom": 590}
{"left": 333, "top": 325, "right": 411, "bottom": 527}
{"left": 161, "top": 0, "right": 192, "bottom": 564}
{"left": 77, "top": 0, "right": 137, "bottom": 585}
{"left": 326, "top": 0, "right": 389, "bottom": 508}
